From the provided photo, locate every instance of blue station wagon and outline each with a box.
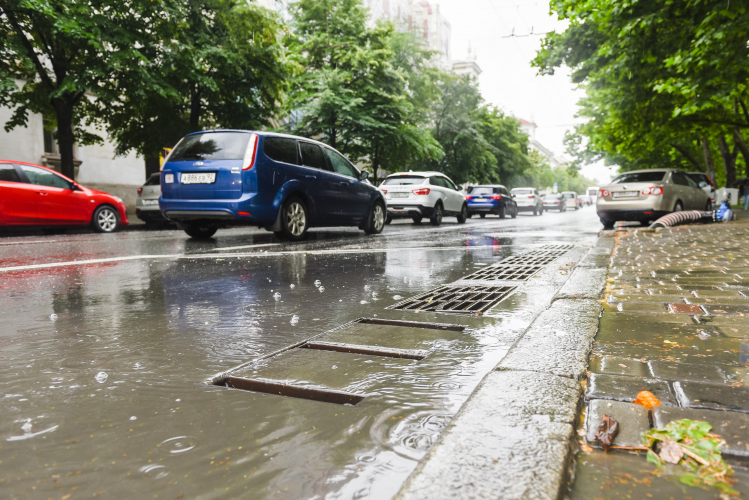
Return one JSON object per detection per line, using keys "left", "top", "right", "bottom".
{"left": 159, "top": 131, "right": 386, "bottom": 240}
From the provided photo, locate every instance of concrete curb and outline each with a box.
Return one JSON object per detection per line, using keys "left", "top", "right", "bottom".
{"left": 395, "top": 238, "right": 614, "bottom": 500}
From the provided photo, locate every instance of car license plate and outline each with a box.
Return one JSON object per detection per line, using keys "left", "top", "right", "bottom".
{"left": 142, "top": 200, "right": 159, "bottom": 206}
{"left": 474, "top": 198, "right": 486, "bottom": 202}
{"left": 613, "top": 191, "right": 637, "bottom": 198}
{"left": 181, "top": 172, "right": 216, "bottom": 184}
{"left": 391, "top": 192, "right": 408, "bottom": 198}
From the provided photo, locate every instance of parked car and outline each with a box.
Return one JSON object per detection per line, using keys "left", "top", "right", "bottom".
{"left": 579, "top": 194, "right": 592, "bottom": 206}
{"left": 510, "top": 187, "right": 544, "bottom": 215}
{"left": 543, "top": 193, "right": 568, "bottom": 212}
{"left": 159, "top": 131, "right": 386, "bottom": 240}
{"left": 561, "top": 191, "right": 580, "bottom": 210}
{"left": 465, "top": 185, "right": 517, "bottom": 218}
{"left": 136, "top": 173, "right": 169, "bottom": 225}
{"left": 686, "top": 172, "right": 715, "bottom": 207}
{"left": 0, "top": 161, "right": 128, "bottom": 232}
{"left": 597, "top": 169, "right": 710, "bottom": 229}
{"left": 380, "top": 171, "right": 467, "bottom": 225}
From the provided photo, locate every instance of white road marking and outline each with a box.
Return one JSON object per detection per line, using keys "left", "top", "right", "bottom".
{"left": 0, "top": 240, "right": 57, "bottom": 246}
{"left": 203, "top": 242, "right": 282, "bottom": 252}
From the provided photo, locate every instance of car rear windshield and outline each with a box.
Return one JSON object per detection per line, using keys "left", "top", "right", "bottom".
{"left": 562, "top": 193, "right": 575, "bottom": 198}
{"left": 169, "top": 132, "right": 251, "bottom": 162}
{"left": 383, "top": 176, "right": 426, "bottom": 185}
{"left": 145, "top": 174, "right": 160, "bottom": 186}
{"left": 545, "top": 195, "right": 560, "bottom": 200}
{"left": 469, "top": 187, "right": 495, "bottom": 195}
{"left": 512, "top": 189, "right": 533, "bottom": 194}
{"left": 611, "top": 172, "right": 665, "bottom": 184}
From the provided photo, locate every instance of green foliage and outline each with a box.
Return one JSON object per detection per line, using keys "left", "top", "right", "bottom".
{"left": 536, "top": 0, "right": 749, "bottom": 188}
{"left": 642, "top": 419, "right": 737, "bottom": 495}
{"left": 102, "top": 0, "right": 290, "bottom": 161}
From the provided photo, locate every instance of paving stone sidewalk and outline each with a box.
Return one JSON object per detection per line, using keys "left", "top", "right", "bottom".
{"left": 571, "top": 217, "right": 749, "bottom": 499}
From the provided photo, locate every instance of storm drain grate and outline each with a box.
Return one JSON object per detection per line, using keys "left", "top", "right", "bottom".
{"left": 220, "top": 376, "right": 365, "bottom": 406}
{"left": 461, "top": 265, "right": 543, "bottom": 281}
{"left": 389, "top": 285, "right": 517, "bottom": 314}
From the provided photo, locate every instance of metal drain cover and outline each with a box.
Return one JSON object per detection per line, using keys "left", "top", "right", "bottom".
{"left": 461, "top": 265, "right": 543, "bottom": 281}
{"left": 389, "top": 285, "right": 517, "bottom": 314}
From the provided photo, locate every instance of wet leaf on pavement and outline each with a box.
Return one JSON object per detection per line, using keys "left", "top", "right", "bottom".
{"left": 632, "top": 390, "right": 661, "bottom": 410}
{"left": 594, "top": 414, "right": 619, "bottom": 452}
{"left": 658, "top": 438, "right": 683, "bottom": 464}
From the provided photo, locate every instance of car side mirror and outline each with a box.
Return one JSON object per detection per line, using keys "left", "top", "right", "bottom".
{"left": 359, "top": 170, "right": 369, "bottom": 181}
{"left": 71, "top": 182, "right": 82, "bottom": 191}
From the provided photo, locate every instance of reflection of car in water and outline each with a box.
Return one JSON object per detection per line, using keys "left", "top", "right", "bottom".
{"left": 159, "top": 131, "right": 386, "bottom": 240}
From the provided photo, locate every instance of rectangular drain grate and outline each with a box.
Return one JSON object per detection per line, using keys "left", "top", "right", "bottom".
{"left": 461, "top": 265, "right": 543, "bottom": 281}
{"left": 389, "top": 285, "right": 516, "bottom": 314}
{"left": 221, "top": 376, "right": 365, "bottom": 406}
{"left": 303, "top": 341, "right": 428, "bottom": 360}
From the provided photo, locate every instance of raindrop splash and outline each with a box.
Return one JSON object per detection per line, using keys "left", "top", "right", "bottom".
{"left": 49, "top": 314, "right": 58, "bottom": 322}
{"left": 95, "top": 372, "right": 108, "bottom": 384}
{"left": 290, "top": 315, "right": 299, "bottom": 326}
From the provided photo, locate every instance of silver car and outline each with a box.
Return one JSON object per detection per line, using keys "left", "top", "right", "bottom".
{"left": 596, "top": 169, "right": 709, "bottom": 228}
{"left": 543, "top": 193, "right": 569, "bottom": 212}
{"left": 135, "top": 173, "right": 168, "bottom": 225}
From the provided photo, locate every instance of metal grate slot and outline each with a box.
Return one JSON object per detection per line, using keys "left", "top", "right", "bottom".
{"left": 356, "top": 317, "right": 466, "bottom": 331}
{"left": 220, "top": 376, "right": 365, "bottom": 405}
{"left": 461, "top": 265, "right": 543, "bottom": 281}
{"left": 389, "top": 285, "right": 517, "bottom": 314}
{"left": 303, "top": 341, "right": 428, "bottom": 360}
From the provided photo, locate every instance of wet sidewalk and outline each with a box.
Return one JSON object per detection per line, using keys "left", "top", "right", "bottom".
{"left": 571, "top": 218, "right": 749, "bottom": 498}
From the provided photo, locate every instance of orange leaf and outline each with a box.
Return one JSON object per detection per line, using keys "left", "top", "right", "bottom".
{"left": 632, "top": 390, "right": 661, "bottom": 410}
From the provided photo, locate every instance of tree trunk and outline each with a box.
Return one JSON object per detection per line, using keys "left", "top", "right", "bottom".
{"left": 372, "top": 141, "right": 380, "bottom": 185}
{"left": 145, "top": 157, "right": 161, "bottom": 178}
{"left": 670, "top": 143, "right": 702, "bottom": 171}
{"left": 701, "top": 136, "right": 715, "bottom": 185}
{"left": 190, "top": 85, "right": 201, "bottom": 130}
{"left": 717, "top": 135, "right": 736, "bottom": 188}
{"left": 54, "top": 101, "right": 76, "bottom": 180}
{"left": 733, "top": 129, "right": 749, "bottom": 178}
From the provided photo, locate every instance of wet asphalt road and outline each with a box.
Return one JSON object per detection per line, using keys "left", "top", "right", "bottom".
{"left": 1, "top": 207, "right": 601, "bottom": 499}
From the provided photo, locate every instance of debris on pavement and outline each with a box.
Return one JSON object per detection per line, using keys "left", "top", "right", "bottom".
{"left": 632, "top": 390, "right": 662, "bottom": 410}
{"left": 595, "top": 414, "right": 620, "bottom": 452}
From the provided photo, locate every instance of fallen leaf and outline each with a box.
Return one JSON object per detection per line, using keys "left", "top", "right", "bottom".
{"left": 619, "top": 363, "right": 628, "bottom": 368}
{"left": 659, "top": 438, "right": 684, "bottom": 464}
{"left": 633, "top": 390, "right": 662, "bottom": 410}
{"left": 427, "top": 296, "right": 434, "bottom": 303}
{"left": 579, "top": 440, "right": 593, "bottom": 453}
{"left": 595, "top": 414, "right": 619, "bottom": 452}
{"left": 664, "top": 340, "right": 677, "bottom": 344}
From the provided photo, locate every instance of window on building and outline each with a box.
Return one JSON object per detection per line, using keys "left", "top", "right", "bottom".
{"left": 43, "top": 117, "right": 58, "bottom": 155}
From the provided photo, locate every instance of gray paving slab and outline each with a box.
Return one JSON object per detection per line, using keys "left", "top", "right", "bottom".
{"left": 674, "top": 381, "right": 749, "bottom": 413}
{"left": 553, "top": 268, "right": 607, "bottom": 301}
{"left": 497, "top": 299, "right": 602, "bottom": 379}
{"left": 395, "top": 371, "right": 581, "bottom": 500}
{"left": 589, "top": 356, "right": 649, "bottom": 378}
{"left": 586, "top": 373, "right": 678, "bottom": 406}
{"left": 647, "top": 360, "right": 729, "bottom": 384}
{"left": 586, "top": 400, "right": 650, "bottom": 448}
{"left": 652, "top": 406, "right": 749, "bottom": 460}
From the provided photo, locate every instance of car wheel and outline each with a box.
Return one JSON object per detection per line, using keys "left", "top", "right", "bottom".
{"left": 91, "top": 205, "right": 120, "bottom": 233}
{"left": 538, "top": 205, "right": 543, "bottom": 216}
{"left": 456, "top": 203, "right": 468, "bottom": 224}
{"left": 430, "top": 203, "right": 443, "bottom": 226}
{"left": 498, "top": 205, "right": 506, "bottom": 219}
{"left": 385, "top": 214, "right": 392, "bottom": 225}
{"left": 184, "top": 223, "right": 218, "bottom": 239}
{"left": 276, "top": 196, "right": 308, "bottom": 241}
{"left": 532, "top": 206, "right": 537, "bottom": 216}
{"left": 673, "top": 201, "right": 683, "bottom": 212}
{"left": 601, "top": 218, "right": 615, "bottom": 230}
{"left": 640, "top": 220, "right": 650, "bottom": 227}
{"left": 364, "top": 201, "right": 386, "bottom": 235}
{"left": 479, "top": 213, "right": 486, "bottom": 219}
{"left": 412, "top": 215, "right": 423, "bottom": 224}
{"left": 511, "top": 205, "right": 517, "bottom": 219}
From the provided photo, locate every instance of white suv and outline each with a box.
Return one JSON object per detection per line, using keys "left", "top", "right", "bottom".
{"left": 380, "top": 172, "right": 468, "bottom": 225}
{"left": 510, "top": 187, "right": 544, "bottom": 215}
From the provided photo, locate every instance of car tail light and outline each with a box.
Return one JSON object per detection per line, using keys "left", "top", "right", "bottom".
{"left": 412, "top": 188, "right": 430, "bottom": 195}
{"left": 599, "top": 189, "right": 610, "bottom": 197}
{"left": 641, "top": 186, "right": 663, "bottom": 195}
{"left": 381, "top": 189, "right": 388, "bottom": 194}
{"left": 243, "top": 133, "right": 259, "bottom": 170}
{"left": 137, "top": 188, "right": 142, "bottom": 194}
{"left": 490, "top": 195, "right": 501, "bottom": 200}
{"left": 465, "top": 195, "right": 472, "bottom": 200}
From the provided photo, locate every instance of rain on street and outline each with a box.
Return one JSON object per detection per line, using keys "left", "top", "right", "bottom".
{"left": 1, "top": 207, "right": 599, "bottom": 499}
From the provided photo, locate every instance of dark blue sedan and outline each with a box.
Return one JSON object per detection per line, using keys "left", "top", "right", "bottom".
{"left": 159, "top": 131, "right": 386, "bottom": 240}
{"left": 465, "top": 185, "right": 518, "bottom": 219}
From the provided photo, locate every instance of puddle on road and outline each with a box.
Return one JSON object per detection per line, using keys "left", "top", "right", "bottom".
{"left": 0, "top": 233, "right": 592, "bottom": 499}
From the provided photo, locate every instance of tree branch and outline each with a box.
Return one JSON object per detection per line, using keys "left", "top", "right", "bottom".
{"left": 0, "top": 6, "right": 55, "bottom": 91}
{"left": 670, "top": 143, "right": 702, "bottom": 171}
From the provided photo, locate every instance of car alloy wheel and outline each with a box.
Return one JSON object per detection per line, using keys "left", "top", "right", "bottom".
{"left": 365, "top": 202, "right": 385, "bottom": 235}
{"left": 285, "top": 201, "right": 307, "bottom": 237}
{"left": 430, "top": 203, "right": 443, "bottom": 225}
{"left": 92, "top": 206, "right": 119, "bottom": 233}
{"left": 674, "top": 201, "right": 683, "bottom": 212}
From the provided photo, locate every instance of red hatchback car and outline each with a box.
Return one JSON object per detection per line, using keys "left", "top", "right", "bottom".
{"left": 0, "top": 161, "right": 128, "bottom": 232}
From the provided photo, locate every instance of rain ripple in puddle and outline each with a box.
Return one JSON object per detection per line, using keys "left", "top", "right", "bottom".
{"left": 157, "top": 436, "right": 198, "bottom": 455}
{"left": 138, "top": 464, "right": 168, "bottom": 479}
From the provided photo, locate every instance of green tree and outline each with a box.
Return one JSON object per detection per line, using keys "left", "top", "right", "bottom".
{"left": 476, "top": 107, "right": 532, "bottom": 187}
{"left": 536, "top": 0, "right": 749, "bottom": 187}
{"left": 103, "top": 0, "right": 290, "bottom": 175}
{"left": 0, "top": 0, "right": 171, "bottom": 179}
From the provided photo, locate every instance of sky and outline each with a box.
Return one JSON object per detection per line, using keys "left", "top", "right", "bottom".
{"left": 435, "top": 0, "right": 617, "bottom": 185}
